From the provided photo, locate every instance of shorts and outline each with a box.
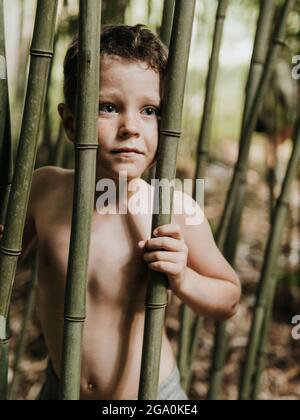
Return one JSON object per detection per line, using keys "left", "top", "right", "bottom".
{"left": 38, "top": 360, "right": 188, "bottom": 400}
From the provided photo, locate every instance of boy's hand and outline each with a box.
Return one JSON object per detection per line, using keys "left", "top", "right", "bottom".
{"left": 0, "top": 224, "right": 3, "bottom": 241}
{"left": 138, "top": 224, "right": 188, "bottom": 293}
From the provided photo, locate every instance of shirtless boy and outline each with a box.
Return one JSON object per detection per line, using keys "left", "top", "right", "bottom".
{"left": 0, "top": 24, "right": 241, "bottom": 400}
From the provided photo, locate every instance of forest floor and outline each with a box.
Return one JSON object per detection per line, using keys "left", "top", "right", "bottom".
{"left": 7, "top": 138, "right": 300, "bottom": 400}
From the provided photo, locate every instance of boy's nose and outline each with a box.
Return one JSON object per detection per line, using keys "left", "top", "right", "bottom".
{"left": 118, "top": 113, "right": 140, "bottom": 139}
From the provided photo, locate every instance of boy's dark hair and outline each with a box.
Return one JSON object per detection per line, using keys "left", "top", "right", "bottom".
{"left": 63, "top": 24, "right": 168, "bottom": 110}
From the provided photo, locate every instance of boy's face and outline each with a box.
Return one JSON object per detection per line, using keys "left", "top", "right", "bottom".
{"left": 97, "top": 55, "right": 161, "bottom": 181}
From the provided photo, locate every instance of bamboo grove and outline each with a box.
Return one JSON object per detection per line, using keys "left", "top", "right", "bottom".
{"left": 0, "top": 0, "right": 299, "bottom": 400}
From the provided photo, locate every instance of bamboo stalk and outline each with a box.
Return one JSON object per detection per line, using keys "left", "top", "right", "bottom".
{"left": 0, "top": 0, "right": 12, "bottom": 224}
{"left": 8, "top": 245, "right": 38, "bottom": 400}
{"left": 177, "top": 0, "right": 229, "bottom": 391}
{"left": 147, "top": 0, "right": 175, "bottom": 185}
{"left": 0, "top": 0, "right": 13, "bottom": 400}
{"left": 182, "top": 315, "right": 203, "bottom": 392}
{"left": 239, "top": 116, "right": 300, "bottom": 400}
{"left": 0, "top": 0, "right": 58, "bottom": 400}
{"left": 250, "top": 278, "right": 277, "bottom": 400}
{"left": 208, "top": 0, "right": 294, "bottom": 400}
{"left": 194, "top": 0, "right": 229, "bottom": 182}
{"left": 224, "top": 0, "right": 276, "bottom": 261}
{"left": 138, "top": 0, "right": 196, "bottom": 400}
{"left": 38, "top": 0, "right": 69, "bottom": 168}
{"left": 59, "top": 0, "right": 101, "bottom": 400}
{"left": 50, "top": 121, "right": 66, "bottom": 167}
{"left": 160, "top": 0, "right": 175, "bottom": 48}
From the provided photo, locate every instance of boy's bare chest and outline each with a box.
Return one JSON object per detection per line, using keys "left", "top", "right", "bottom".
{"left": 36, "top": 202, "right": 151, "bottom": 305}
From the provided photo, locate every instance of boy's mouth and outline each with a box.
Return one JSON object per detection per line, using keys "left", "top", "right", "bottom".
{"left": 111, "top": 147, "right": 144, "bottom": 155}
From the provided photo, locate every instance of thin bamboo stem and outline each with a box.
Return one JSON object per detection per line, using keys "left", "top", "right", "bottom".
{"left": 8, "top": 245, "right": 38, "bottom": 400}
{"left": 0, "top": 0, "right": 58, "bottom": 400}
{"left": 51, "top": 121, "right": 66, "bottom": 167}
{"left": 250, "top": 278, "right": 277, "bottom": 400}
{"left": 195, "top": 0, "right": 229, "bottom": 182}
{"left": 239, "top": 117, "right": 300, "bottom": 400}
{"left": 0, "top": 0, "right": 12, "bottom": 225}
{"left": 208, "top": 0, "right": 294, "bottom": 400}
{"left": 59, "top": 0, "right": 101, "bottom": 400}
{"left": 0, "top": 0, "right": 13, "bottom": 400}
{"left": 224, "top": 0, "right": 276, "bottom": 263}
{"left": 178, "top": 0, "right": 229, "bottom": 391}
{"left": 138, "top": 0, "right": 196, "bottom": 400}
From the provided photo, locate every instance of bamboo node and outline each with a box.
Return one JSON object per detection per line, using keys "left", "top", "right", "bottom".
{"left": 0, "top": 316, "right": 7, "bottom": 340}
{"left": 0, "top": 183, "right": 12, "bottom": 189}
{"left": 145, "top": 302, "right": 168, "bottom": 309}
{"left": 0, "top": 246, "right": 22, "bottom": 257}
{"left": 278, "top": 197, "right": 289, "bottom": 207}
{"left": 30, "top": 49, "right": 54, "bottom": 59}
{"left": 235, "top": 163, "right": 245, "bottom": 173}
{"left": 251, "top": 58, "right": 265, "bottom": 66}
{"left": 160, "top": 129, "right": 182, "bottom": 138}
{"left": 64, "top": 315, "right": 86, "bottom": 322}
{"left": 273, "top": 38, "right": 286, "bottom": 48}
{"left": 74, "top": 143, "right": 98, "bottom": 150}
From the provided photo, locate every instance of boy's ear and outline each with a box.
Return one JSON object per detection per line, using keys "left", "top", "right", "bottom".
{"left": 58, "top": 103, "right": 76, "bottom": 143}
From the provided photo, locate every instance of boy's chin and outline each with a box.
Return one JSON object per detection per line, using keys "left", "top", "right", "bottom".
{"left": 109, "top": 168, "right": 146, "bottom": 182}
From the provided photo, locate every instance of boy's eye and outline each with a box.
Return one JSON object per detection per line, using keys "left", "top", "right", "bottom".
{"left": 99, "top": 103, "right": 118, "bottom": 114}
{"left": 142, "top": 106, "right": 160, "bottom": 117}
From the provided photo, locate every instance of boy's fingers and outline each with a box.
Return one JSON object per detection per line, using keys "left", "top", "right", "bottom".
{"left": 143, "top": 237, "right": 180, "bottom": 252}
{"left": 153, "top": 224, "right": 183, "bottom": 240}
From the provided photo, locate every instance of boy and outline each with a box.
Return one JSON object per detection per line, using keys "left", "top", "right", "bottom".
{"left": 0, "top": 24, "right": 241, "bottom": 400}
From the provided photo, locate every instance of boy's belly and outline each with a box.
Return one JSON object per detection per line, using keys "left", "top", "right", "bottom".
{"left": 38, "top": 294, "right": 176, "bottom": 400}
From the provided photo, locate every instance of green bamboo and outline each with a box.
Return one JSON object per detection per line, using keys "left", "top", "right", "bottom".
{"left": 178, "top": 0, "right": 229, "bottom": 391}
{"left": 0, "top": 0, "right": 58, "bottom": 400}
{"left": 239, "top": 116, "right": 300, "bottom": 400}
{"left": 182, "top": 315, "right": 203, "bottom": 391}
{"left": 224, "top": 0, "right": 276, "bottom": 261}
{"left": 250, "top": 278, "right": 277, "bottom": 400}
{"left": 59, "top": 0, "right": 101, "bottom": 400}
{"left": 160, "top": 0, "right": 175, "bottom": 48}
{"left": 0, "top": 0, "right": 13, "bottom": 400}
{"left": 8, "top": 245, "right": 38, "bottom": 400}
{"left": 38, "top": 0, "right": 69, "bottom": 168}
{"left": 138, "top": 0, "right": 196, "bottom": 400}
{"left": 147, "top": 0, "right": 175, "bottom": 185}
{"left": 0, "top": 0, "right": 12, "bottom": 224}
{"left": 194, "top": 0, "right": 229, "bottom": 182}
{"left": 208, "top": 0, "right": 294, "bottom": 400}
{"left": 50, "top": 121, "right": 66, "bottom": 167}
{"left": 101, "top": 0, "right": 128, "bottom": 24}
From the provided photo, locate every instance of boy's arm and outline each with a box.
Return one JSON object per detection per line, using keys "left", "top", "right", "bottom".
{"left": 176, "top": 193, "right": 241, "bottom": 320}
{"left": 178, "top": 219, "right": 240, "bottom": 321}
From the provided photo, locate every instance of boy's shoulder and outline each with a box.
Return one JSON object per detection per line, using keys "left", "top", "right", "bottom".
{"left": 30, "top": 165, "right": 74, "bottom": 210}
{"left": 144, "top": 180, "right": 204, "bottom": 227}
{"left": 32, "top": 165, "right": 73, "bottom": 189}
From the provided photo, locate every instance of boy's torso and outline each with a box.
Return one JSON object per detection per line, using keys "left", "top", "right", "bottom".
{"left": 33, "top": 167, "right": 176, "bottom": 400}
